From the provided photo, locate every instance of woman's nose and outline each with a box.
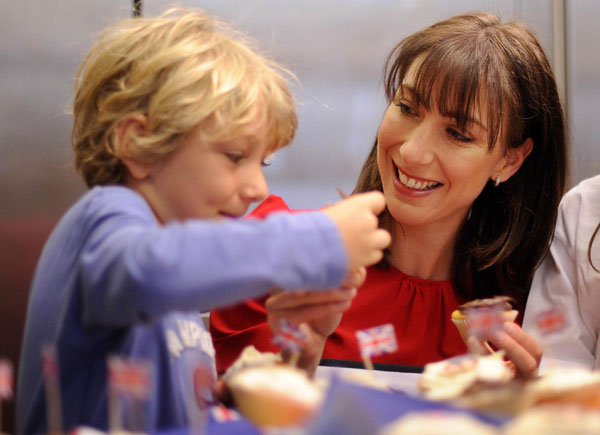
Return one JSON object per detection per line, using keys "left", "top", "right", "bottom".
{"left": 400, "top": 121, "right": 435, "bottom": 166}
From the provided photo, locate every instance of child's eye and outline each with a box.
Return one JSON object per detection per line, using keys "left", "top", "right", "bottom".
{"left": 226, "top": 153, "right": 244, "bottom": 164}
{"left": 447, "top": 128, "right": 473, "bottom": 143}
{"left": 261, "top": 153, "right": 275, "bottom": 167}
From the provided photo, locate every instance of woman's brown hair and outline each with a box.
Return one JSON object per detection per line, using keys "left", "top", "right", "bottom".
{"left": 354, "top": 12, "right": 568, "bottom": 311}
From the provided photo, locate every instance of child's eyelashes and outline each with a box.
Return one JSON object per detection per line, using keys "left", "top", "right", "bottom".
{"left": 224, "top": 151, "right": 275, "bottom": 167}
{"left": 225, "top": 153, "right": 245, "bottom": 164}
{"left": 262, "top": 153, "right": 275, "bottom": 167}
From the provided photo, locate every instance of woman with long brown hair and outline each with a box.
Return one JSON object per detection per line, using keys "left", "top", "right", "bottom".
{"left": 211, "top": 11, "right": 568, "bottom": 378}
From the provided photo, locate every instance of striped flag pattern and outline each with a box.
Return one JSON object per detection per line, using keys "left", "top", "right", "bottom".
{"left": 272, "top": 319, "right": 307, "bottom": 353}
{"left": 356, "top": 324, "right": 398, "bottom": 359}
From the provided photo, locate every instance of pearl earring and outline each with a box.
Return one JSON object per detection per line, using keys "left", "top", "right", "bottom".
{"left": 494, "top": 174, "right": 501, "bottom": 187}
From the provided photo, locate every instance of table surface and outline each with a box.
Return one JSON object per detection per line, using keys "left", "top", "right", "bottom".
{"left": 316, "top": 365, "right": 421, "bottom": 395}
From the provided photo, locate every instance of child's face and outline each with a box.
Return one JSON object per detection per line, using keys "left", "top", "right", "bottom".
{"left": 139, "top": 119, "right": 272, "bottom": 223}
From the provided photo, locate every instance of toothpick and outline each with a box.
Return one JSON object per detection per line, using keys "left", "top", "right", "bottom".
{"left": 336, "top": 188, "right": 349, "bottom": 199}
{"left": 289, "top": 351, "right": 300, "bottom": 368}
{"left": 41, "top": 345, "right": 63, "bottom": 435}
{"left": 362, "top": 357, "right": 374, "bottom": 371}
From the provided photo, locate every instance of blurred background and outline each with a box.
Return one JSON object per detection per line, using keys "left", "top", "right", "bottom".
{"left": 1, "top": 0, "right": 598, "bottom": 432}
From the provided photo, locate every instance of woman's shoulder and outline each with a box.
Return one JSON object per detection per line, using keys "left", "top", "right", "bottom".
{"left": 558, "top": 175, "right": 600, "bottom": 230}
{"left": 562, "top": 175, "right": 600, "bottom": 208}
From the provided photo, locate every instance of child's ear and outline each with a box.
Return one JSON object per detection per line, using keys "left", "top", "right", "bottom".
{"left": 494, "top": 137, "right": 533, "bottom": 184}
{"left": 114, "top": 114, "right": 151, "bottom": 180}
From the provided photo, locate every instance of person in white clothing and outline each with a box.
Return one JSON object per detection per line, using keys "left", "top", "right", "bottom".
{"left": 523, "top": 175, "right": 600, "bottom": 371}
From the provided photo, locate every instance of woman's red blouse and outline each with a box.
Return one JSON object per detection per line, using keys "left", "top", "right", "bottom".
{"left": 209, "top": 195, "right": 468, "bottom": 374}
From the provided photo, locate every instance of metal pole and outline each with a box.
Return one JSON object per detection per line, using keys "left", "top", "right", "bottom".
{"left": 133, "top": 0, "right": 142, "bottom": 18}
{"left": 552, "top": 0, "right": 568, "bottom": 114}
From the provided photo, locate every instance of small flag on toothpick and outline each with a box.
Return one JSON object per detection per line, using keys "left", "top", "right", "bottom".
{"left": 356, "top": 323, "right": 398, "bottom": 370}
{"left": 272, "top": 319, "right": 307, "bottom": 367}
{"left": 534, "top": 306, "right": 568, "bottom": 368}
{"left": 210, "top": 405, "right": 240, "bottom": 423}
{"left": 534, "top": 307, "right": 567, "bottom": 336}
{"left": 187, "top": 357, "right": 215, "bottom": 433}
{"left": 466, "top": 306, "right": 504, "bottom": 338}
{"left": 0, "top": 359, "right": 13, "bottom": 400}
{"left": 41, "top": 344, "right": 63, "bottom": 435}
{"left": 107, "top": 356, "right": 152, "bottom": 433}
{"left": 465, "top": 306, "right": 505, "bottom": 354}
{"left": 0, "top": 358, "right": 13, "bottom": 434}
{"left": 108, "top": 357, "right": 151, "bottom": 399}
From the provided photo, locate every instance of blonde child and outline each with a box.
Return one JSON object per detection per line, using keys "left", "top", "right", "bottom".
{"left": 16, "top": 9, "right": 389, "bottom": 433}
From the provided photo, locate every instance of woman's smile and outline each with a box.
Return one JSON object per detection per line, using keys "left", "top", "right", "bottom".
{"left": 395, "top": 166, "right": 441, "bottom": 192}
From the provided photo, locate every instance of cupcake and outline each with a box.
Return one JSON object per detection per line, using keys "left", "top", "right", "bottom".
{"left": 417, "top": 352, "right": 514, "bottom": 401}
{"left": 221, "top": 345, "right": 282, "bottom": 383}
{"left": 525, "top": 368, "right": 600, "bottom": 410}
{"left": 451, "top": 296, "right": 518, "bottom": 344}
{"left": 226, "top": 364, "right": 323, "bottom": 427}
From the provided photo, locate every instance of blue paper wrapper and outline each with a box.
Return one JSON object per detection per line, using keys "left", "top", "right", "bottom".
{"left": 307, "top": 376, "right": 508, "bottom": 435}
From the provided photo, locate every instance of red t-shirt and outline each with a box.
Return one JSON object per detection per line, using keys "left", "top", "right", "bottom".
{"left": 210, "top": 195, "right": 468, "bottom": 374}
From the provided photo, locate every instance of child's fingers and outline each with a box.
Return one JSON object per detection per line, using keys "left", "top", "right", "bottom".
{"left": 375, "top": 228, "right": 392, "bottom": 249}
{"left": 268, "top": 299, "right": 352, "bottom": 325}
{"left": 266, "top": 288, "right": 356, "bottom": 311}
{"left": 366, "top": 249, "right": 384, "bottom": 266}
{"left": 342, "top": 267, "right": 366, "bottom": 288}
{"left": 356, "top": 191, "right": 387, "bottom": 215}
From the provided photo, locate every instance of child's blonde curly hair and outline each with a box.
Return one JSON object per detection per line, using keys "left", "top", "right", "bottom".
{"left": 72, "top": 8, "right": 297, "bottom": 187}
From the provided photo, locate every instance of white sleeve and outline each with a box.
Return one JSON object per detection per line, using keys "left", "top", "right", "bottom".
{"left": 523, "top": 177, "right": 600, "bottom": 371}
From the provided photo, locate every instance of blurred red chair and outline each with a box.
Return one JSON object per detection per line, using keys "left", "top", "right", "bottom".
{"left": 0, "top": 219, "right": 55, "bottom": 434}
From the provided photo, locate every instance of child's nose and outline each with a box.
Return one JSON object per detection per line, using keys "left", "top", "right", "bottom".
{"left": 241, "top": 167, "right": 269, "bottom": 202}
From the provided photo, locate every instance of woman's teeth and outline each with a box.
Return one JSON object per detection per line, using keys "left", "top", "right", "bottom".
{"left": 398, "top": 170, "right": 439, "bottom": 191}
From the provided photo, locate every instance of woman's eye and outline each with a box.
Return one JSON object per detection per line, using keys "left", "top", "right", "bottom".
{"left": 396, "top": 102, "right": 416, "bottom": 116}
{"left": 447, "top": 128, "right": 473, "bottom": 143}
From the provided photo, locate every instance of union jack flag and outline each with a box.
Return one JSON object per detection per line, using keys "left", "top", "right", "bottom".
{"left": 108, "top": 356, "right": 152, "bottom": 400}
{"left": 535, "top": 307, "right": 567, "bottom": 335}
{"left": 192, "top": 359, "right": 214, "bottom": 409}
{"left": 272, "top": 319, "right": 306, "bottom": 353}
{"left": 356, "top": 324, "right": 398, "bottom": 359}
{"left": 210, "top": 405, "right": 240, "bottom": 423}
{"left": 466, "top": 306, "right": 504, "bottom": 339}
{"left": 41, "top": 344, "right": 59, "bottom": 380}
{"left": 0, "top": 359, "right": 13, "bottom": 399}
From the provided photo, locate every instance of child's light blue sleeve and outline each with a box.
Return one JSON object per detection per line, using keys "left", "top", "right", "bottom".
{"left": 79, "top": 188, "right": 347, "bottom": 327}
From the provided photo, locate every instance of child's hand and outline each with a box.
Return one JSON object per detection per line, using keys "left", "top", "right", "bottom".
{"left": 323, "top": 192, "right": 391, "bottom": 270}
{"left": 266, "top": 268, "right": 364, "bottom": 375}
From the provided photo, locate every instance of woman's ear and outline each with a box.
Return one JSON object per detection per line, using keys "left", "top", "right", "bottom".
{"left": 494, "top": 138, "right": 534, "bottom": 184}
{"left": 114, "top": 114, "right": 150, "bottom": 180}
